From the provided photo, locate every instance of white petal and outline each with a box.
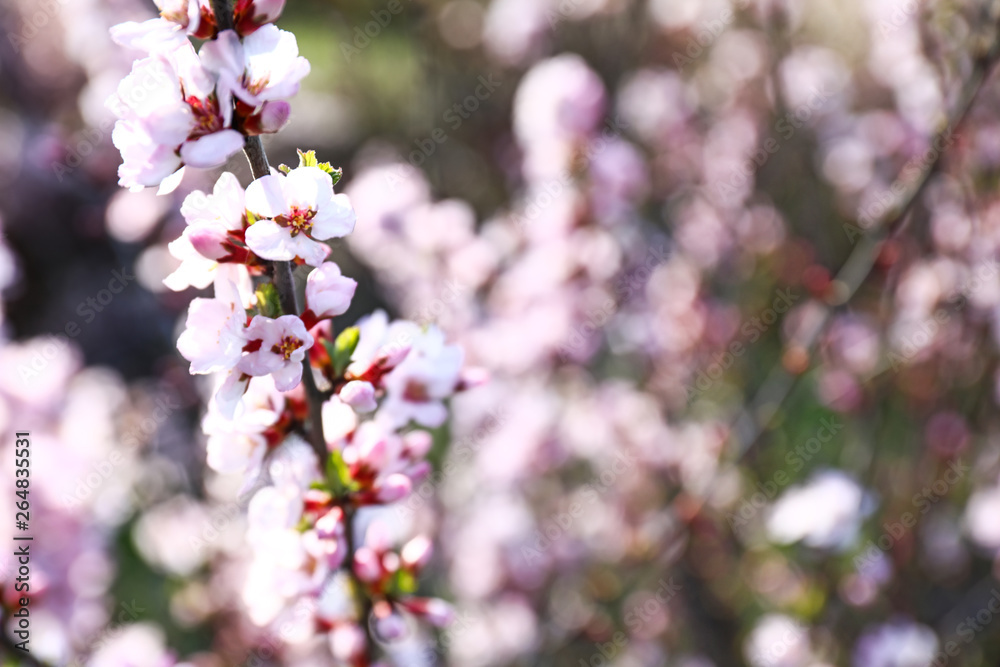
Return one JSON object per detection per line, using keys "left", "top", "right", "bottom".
{"left": 180, "top": 130, "right": 244, "bottom": 168}
{"left": 245, "top": 174, "right": 287, "bottom": 219}
{"left": 245, "top": 219, "right": 296, "bottom": 260}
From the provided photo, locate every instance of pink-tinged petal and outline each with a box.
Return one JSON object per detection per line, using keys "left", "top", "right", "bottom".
{"left": 214, "top": 371, "right": 251, "bottom": 419}
{"left": 322, "top": 397, "right": 358, "bottom": 446}
{"left": 156, "top": 165, "right": 187, "bottom": 195}
{"left": 185, "top": 225, "right": 230, "bottom": 260}
{"left": 282, "top": 166, "right": 325, "bottom": 210}
{"left": 375, "top": 474, "right": 412, "bottom": 503}
{"left": 400, "top": 536, "right": 432, "bottom": 570}
{"left": 180, "top": 130, "right": 244, "bottom": 168}
{"left": 110, "top": 18, "right": 188, "bottom": 53}
{"left": 177, "top": 297, "right": 246, "bottom": 374}
{"left": 245, "top": 219, "right": 295, "bottom": 261}
{"left": 245, "top": 174, "right": 287, "bottom": 219}
{"left": 271, "top": 360, "right": 304, "bottom": 391}
{"left": 290, "top": 235, "right": 332, "bottom": 267}
{"left": 310, "top": 193, "right": 357, "bottom": 240}
{"left": 198, "top": 30, "right": 244, "bottom": 81}
{"left": 305, "top": 261, "right": 357, "bottom": 318}
{"left": 244, "top": 101, "right": 290, "bottom": 135}
{"left": 339, "top": 381, "right": 376, "bottom": 413}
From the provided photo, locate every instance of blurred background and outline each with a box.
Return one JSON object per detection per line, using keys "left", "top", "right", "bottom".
{"left": 3, "top": 0, "right": 1000, "bottom": 665}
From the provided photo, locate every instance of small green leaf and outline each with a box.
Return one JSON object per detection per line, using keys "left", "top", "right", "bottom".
{"left": 255, "top": 283, "right": 283, "bottom": 318}
{"left": 326, "top": 450, "right": 352, "bottom": 494}
{"left": 297, "top": 148, "right": 319, "bottom": 168}
{"left": 392, "top": 568, "right": 418, "bottom": 595}
{"left": 277, "top": 164, "right": 292, "bottom": 174}
{"left": 246, "top": 209, "right": 258, "bottom": 225}
{"left": 297, "top": 149, "right": 342, "bottom": 186}
{"left": 332, "top": 326, "right": 360, "bottom": 377}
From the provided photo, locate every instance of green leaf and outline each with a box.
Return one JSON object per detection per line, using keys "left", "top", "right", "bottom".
{"left": 326, "top": 449, "right": 352, "bottom": 495}
{"left": 296, "top": 149, "right": 343, "bottom": 186}
{"left": 246, "top": 209, "right": 258, "bottom": 225}
{"left": 392, "top": 568, "right": 418, "bottom": 595}
{"left": 297, "top": 148, "right": 319, "bottom": 168}
{"left": 332, "top": 326, "right": 360, "bottom": 377}
{"left": 255, "top": 283, "right": 283, "bottom": 318}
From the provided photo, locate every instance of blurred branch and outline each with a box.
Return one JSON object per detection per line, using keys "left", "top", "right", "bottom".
{"left": 0, "top": 632, "right": 45, "bottom": 667}
{"left": 730, "top": 26, "right": 1000, "bottom": 462}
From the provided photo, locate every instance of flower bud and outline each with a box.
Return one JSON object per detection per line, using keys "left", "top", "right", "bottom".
{"left": 339, "top": 380, "right": 377, "bottom": 413}
{"left": 305, "top": 261, "right": 357, "bottom": 319}
{"left": 329, "top": 623, "right": 366, "bottom": 662}
{"left": 375, "top": 473, "right": 412, "bottom": 503}
{"left": 401, "top": 536, "right": 433, "bottom": 571}
{"left": 354, "top": 546, "right": 382, "bottom": 583}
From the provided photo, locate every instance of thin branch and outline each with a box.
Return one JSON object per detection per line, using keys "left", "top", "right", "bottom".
{"left": 729, "top": 31, "right": 1000, "bottom": 462}
{"left": 210, "top": 0, "right": 233, "bottom": 32}
{"left": 207, "top": 4, "right": 377, "bottom": 662}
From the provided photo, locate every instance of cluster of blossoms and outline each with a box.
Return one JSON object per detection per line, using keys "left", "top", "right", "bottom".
{"left": 103, "top": 2, "right": 469, "bottom": 664}
{"left": 108, "top": 0, "right": 307, "bottom": 191}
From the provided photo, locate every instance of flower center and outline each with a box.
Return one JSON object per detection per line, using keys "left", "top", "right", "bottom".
{"left": 186, "top": 95, "right": 224, "bottom": 138}
{"left": 403, "top": 380, "right": 431, "bottom": 402}
{"left": 271, "top": 335, "right": 304, "bottom": 361}
{"left": 278, "top": 206, "right": 316, "bottom": 237}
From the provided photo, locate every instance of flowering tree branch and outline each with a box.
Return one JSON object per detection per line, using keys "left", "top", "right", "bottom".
{"left": 105, "top": 1, "right": 469, "bottom": 664}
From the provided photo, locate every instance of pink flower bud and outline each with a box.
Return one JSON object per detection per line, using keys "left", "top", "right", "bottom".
{"left": 403, "top": 430, "right": 433, "bottom": 459}
{"left": 329, "top": 623, "right": 365, "bottom": 662}
{"left": 339, "top": 380, "right": 377, "bottom": 413}
{"left": 186, "top": 225, "right": 231, "bottom": 260}
{"left": 354, "top": 546, "right": 382, "bottom": 583}
{"left": 375, "top": 473, "right": 412, "bottom": 503}
{"left": 374, "top": 609, "right": 407, "bottom": 641}
{"left": 401, "top": 536, "right": 433, "bottom": 571}
{"left": 306, "top": 261, "right": 357, "bottom": 319}
{"left": 315, "top": 507, "right": 344, "bottom": 539}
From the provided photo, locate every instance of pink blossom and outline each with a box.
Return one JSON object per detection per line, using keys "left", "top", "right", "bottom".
{"left": 238, "top": 315, "right": 315, "bottom": 391}
{"left": 244, "top": 167, "right": 356, "bottom": 266}
{"left": 380, "top": 326, "right": 464, "bottom": 428}
{"left": 107, "top": 43, "right": 243, "bottom": 191}
{"left": 176, "top": 296, "right": 247, "bottom": 374}
{"left": 200, "top": 26, "right": 309, "bottom": 123}
{"left": 339, "top": 380, "right": 377, "bottom": 413}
